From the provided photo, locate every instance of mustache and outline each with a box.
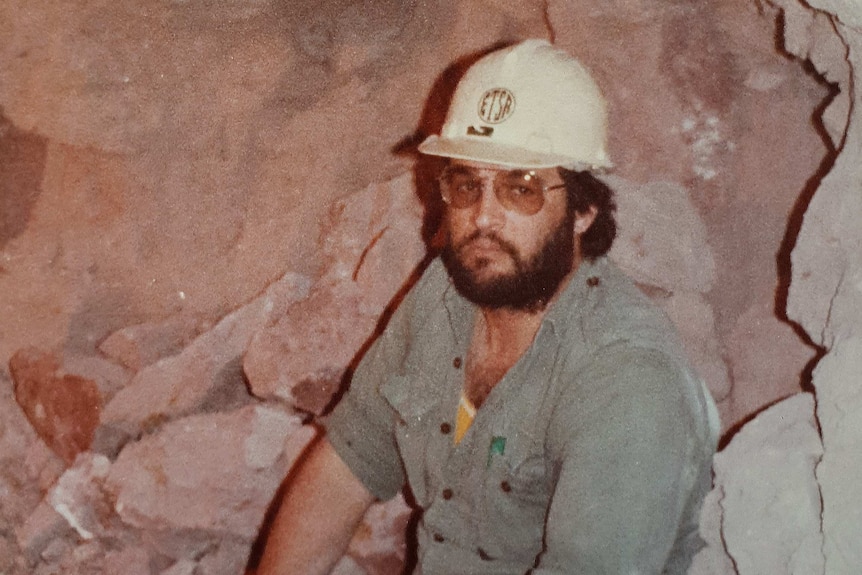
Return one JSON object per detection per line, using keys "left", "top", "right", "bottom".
{"left": 454, "top": 231, "right": 518, "bottom": 258}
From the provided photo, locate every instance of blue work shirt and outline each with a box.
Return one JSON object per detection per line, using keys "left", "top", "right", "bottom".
{"left": 326, "top": 256, "right": 719, "bottom": 574}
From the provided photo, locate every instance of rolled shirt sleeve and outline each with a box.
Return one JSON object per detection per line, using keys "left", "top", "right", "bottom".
{"left": 323, "top": 298, "right": 411, "bottom": 502}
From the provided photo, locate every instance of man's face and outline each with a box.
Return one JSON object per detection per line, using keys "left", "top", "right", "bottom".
{"left": 439, "top": 160, "right": 593, "bottom": 311}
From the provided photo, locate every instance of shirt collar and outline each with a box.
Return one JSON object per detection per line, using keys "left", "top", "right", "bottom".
{"left": 439, "top": 256, "right": 608, "bottom": 343}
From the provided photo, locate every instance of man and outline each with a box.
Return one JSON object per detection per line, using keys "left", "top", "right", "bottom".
{"left": 257, "top": 39, "right": 719, "bottom": 575}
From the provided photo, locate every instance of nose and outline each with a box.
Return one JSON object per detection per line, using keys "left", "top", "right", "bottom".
{"left": 472, "top": 180, "right": 506, "bottom": 231}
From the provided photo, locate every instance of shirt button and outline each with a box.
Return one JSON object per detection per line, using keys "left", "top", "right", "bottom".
{"left": 440, "top": 422, "right": 452, "bottom": 434}
{"left": 453, "top": 356, "right": 463, "bottom": 369}
{"left": 500, "top": 481, "right": 512, "bottom": 493}
{"left": 587, "top": 276, "right": 601, "bottom": 287}
{"left": 433, "top": 533, "right": 445, "bottom": 543}
{"left": 441, "top": 488, "right": 453, "bottom": 500}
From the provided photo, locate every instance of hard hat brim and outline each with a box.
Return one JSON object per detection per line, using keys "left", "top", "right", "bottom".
{"left": 418, "top": 135, "right": 611, "bottom": 171}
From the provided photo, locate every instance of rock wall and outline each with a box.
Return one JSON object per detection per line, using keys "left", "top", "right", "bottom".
{"left": 691, "top": 2, "right": 862, "bottom": 574}
{"left": 0, "top": 0, "right": 856, "bottom": 573}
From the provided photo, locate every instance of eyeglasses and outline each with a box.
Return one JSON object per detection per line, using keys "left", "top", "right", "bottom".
{"left": 438, "top": 165, "right": 566, "bottom": 216}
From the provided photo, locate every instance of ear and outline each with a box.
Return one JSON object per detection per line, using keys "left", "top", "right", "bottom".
{"left": 573, "top": 205, "right": 598, "bottom": 235}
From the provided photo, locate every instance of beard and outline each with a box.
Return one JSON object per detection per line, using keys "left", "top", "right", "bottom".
{"left": 441, "top": 211, "right": 576, "bottom": 312}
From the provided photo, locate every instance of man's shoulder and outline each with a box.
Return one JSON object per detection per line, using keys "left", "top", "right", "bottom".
{"left": 577, "top": 258, "right": 681, "bottom": 352}
{"left": 384, "top": 256, "right": 457, "bottom": 334}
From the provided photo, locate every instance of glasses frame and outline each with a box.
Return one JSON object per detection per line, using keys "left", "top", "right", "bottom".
{"left": 437, "top": 165, "right": 567, "bottom": 216}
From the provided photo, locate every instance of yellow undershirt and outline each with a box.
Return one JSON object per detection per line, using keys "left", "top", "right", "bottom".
{"left": 454, "top": 392, "right": 476, "bottom": 444}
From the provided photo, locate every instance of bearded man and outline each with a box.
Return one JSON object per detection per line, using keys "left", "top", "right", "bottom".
{"left": 256, "top": 39, "right": 719, "bottom": 575}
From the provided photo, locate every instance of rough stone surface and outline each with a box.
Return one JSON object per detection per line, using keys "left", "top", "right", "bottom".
{"left": 98, "top": 314, "right": 209, "bottom": 373}
{"left": 552, "top": 0, "right": 827, "bottom": 427}
{"left": 772, "top": 2, "right": 862, "bottom": 574}
{"left": 725, "top": 302, "right": 817, "bottom": 419}
{"left": 244, "top": 172, "right": 426, "bottom": 413}
{"left": 100, "top": 272, "right": 311, "bottom": 440}
{"left": 106, "top": 405, "right": 312, "bottom": 540}
{"left": 345, "top": 495, "right": 413, "bottom": 575}
{"left": 0, "top": 0, "right": 858, "bottom": 572}
{"left": 693, "top": 393, "right": 824, "bottom": 574}
{"left": 9, "top": 347, "right": 102, "bottom": 463}
{"left": 608, "top": 177, "right": 716, "bottom": 295}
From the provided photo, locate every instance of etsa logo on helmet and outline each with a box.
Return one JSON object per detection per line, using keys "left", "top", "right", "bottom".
{"left": 477, "top": 88, "right": 515, "bottom": 124}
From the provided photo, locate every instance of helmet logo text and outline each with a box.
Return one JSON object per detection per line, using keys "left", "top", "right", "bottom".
{"left": 478, "top": 88, "right": 515, "bottom": 124}
{"left": 467, "top": 126, "right": 494, "bottom": 137}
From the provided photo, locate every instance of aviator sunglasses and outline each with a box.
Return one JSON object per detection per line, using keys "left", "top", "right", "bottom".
{"left": 438, "top": 165, "right": 566, "bottom": 216}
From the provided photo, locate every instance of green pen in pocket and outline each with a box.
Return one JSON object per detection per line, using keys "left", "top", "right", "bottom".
{"left": 488, "top": 436, "right": 506, "bottom": 466}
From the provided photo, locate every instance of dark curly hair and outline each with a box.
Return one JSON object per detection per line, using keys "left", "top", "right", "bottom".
{"left": 558, "top": 168, "right": 617, "bottom": 260}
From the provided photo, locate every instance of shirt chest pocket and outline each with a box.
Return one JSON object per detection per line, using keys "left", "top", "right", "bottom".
{"left": 380, "top": 374, "right": 448, "bottom": 508}
{"left": 478, "top": 451, "right": 552, "bottom": 561}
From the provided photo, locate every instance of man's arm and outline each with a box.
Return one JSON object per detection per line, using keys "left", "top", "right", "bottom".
{"left": 534, "top": 346, "right": 713, "bottom": 574}
{"left": 255, "top": 435, "right": 376, "bottom": 575}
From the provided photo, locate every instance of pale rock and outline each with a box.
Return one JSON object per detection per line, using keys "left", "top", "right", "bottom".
{"left": 24, "top": 441, "right": 66, "bottom": 496}
{"left": 0, "top": 537, "right": 14, "bottom": 572}
{"left": 0, "top": 369, "right": 40, "bottom": 461}
{"left": 688, "top": 489, "right": 736, "bottom": 575}
{"left": 245, "top": 285, "right": 377, "bottom": 414}
{"left": 774, "top": 3, "right": 862, "bottom": 573}
{"left": 245, "top": 173, "right": 426, "bottom": 413}
{"left": 774, "top": 1, "right": 850, "bottom": 146}
{"left": 14, "top": 500, "right": 72, "bottom": 564}
{"left": 137, "top": 527, "right": 223, "bottom": 568}
{"left": 779, "top": 1, "right": 861, "bottom": 345}
{"left": 159, "top": 559, "right": 197, "bottom": 575}
{"left": 806, "top": 0, "right": 862, "bottom": 28}
{"left": 98, "top": 314, "right": 208, "bottom": 372}
{"left": 347, "top": 494, "right": 413, "bottom": 575}
{"left": 38, "top": 537, "right": 74, "bottom": 565}
{"left": 105, "top": 405, "right": 313, "bottom": 541}
{"left": 194, "top": 535, "right": 254, "bottom": 575}
{"left": 0, "top": 536, "right": 25, "bottom": 574}
{"left": 35, "top": 539, "right": 105, "bottom": 575}
{"left": 711, "top": 393, "right": 824, "bottom": 574}
{"left": 100, "top": 272, "right": 311, "bottom": 438}
{"left": 332, "top": 555, "right": 368, "bottom": 575}
{"left": 60, "top": 352, "right": 133, "bottom": 404}
{"left": 9, "top": 347, "right": 102, "bottom": 463}
{"left": 607, "top": 176, "right": 716, "bottom": 295}
{"left": 0, "top": 370, "right": 53, "bottom": 538}
{"left": 48, "top": 453, "right": 113, "bottom": 541}
{"left": 812, "top": 337, "right": 862, "bottom": 575}
{"left": 103, "top": 546, "right": 152, "bottom": 575}
{"left": 335, "top": 173, "right": 428, "bottom": 316}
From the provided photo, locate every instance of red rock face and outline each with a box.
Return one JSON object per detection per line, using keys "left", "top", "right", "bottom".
{"left": 0, "top": 0, "right": 857, "bottom": 573}
{"left": 9, "top": 348, "right": 101, "bottom": 464}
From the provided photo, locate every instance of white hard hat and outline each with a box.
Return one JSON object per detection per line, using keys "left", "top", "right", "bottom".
{"left": 419, "top": 39, "right": 612, "bottom": 171}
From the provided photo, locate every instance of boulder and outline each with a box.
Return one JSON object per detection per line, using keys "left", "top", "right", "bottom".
{"left": 9, "top": 348, "right": 101, "bottom": 463}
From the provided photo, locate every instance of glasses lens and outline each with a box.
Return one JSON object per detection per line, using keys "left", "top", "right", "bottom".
{"left": 495, "top": 171, "right": 546, "bottom": 215}
{"left": 439, "top": 167, "right": 482, "bottom": 208}
{"left": 439, "top": 167, "right": 554, "bottom": 215}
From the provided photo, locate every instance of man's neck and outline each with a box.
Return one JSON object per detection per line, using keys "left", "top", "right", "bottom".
{"left": 477, "top": 256, "right": 581, "bottom": 340}
{"left": 464, "top": 266, "right": 578, "bottom": 408}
